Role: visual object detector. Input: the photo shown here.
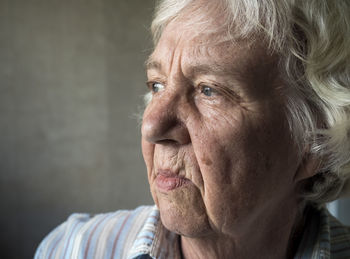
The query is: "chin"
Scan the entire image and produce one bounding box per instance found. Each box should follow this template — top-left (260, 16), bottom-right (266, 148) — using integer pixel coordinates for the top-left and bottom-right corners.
top-left (159, 206), bottom-right (211, 237)
top-left (153, 186), bottom-right (211, 237)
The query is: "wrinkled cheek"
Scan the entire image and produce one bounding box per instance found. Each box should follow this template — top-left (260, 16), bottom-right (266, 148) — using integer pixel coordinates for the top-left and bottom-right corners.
top-left (141, 138), bottom-right (159, 205)
top-left (141, 139), bottom-right (155, 180)
top-left (203, 188), bottom-right (243, 234)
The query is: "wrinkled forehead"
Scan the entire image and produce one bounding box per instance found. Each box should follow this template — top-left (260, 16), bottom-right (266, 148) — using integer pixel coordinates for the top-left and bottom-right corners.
top-left (149, 0), bottom-right (272, 67)
top-left (150, 13), bottom-right (238, 70)
top-left (153, 21), bottom-right (228, 61)
top-left (149, 14), bottom-right (275, 78)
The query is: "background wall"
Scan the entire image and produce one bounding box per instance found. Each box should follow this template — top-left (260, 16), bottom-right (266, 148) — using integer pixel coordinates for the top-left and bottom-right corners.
top-left (0, 1), bottom-right (349, 259)
top-left (0, 1), bottom-right (154, 258)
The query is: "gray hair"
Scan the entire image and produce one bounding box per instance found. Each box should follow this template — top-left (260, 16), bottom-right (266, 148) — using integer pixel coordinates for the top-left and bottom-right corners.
top-left (149, 0), bottom-right (350, 205)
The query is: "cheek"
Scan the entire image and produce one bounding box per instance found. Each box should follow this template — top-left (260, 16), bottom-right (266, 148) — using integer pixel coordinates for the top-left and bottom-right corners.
top-left (141, 138), bottom-right (155, 177)
top-left (141, 138), bottom-right (160, 206)
top-left (192, 111), bottom-right (248, 184)
top-left (189, 111), bottom-right (276, 226)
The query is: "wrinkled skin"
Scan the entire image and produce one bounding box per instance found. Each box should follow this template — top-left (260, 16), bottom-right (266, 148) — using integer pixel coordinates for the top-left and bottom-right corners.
top-left (141, 13), bottom-right (309, 259)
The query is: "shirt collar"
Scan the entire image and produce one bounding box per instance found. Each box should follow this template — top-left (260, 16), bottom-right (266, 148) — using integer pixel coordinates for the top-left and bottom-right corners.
top-left (128, 206), bottom-right (181, 259)
top-left (293, 206), bottom-right (330, 259)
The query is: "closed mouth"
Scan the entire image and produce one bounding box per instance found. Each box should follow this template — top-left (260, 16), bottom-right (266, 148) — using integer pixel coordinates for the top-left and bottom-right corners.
top-left (155, 169), bottom-right (191, 191)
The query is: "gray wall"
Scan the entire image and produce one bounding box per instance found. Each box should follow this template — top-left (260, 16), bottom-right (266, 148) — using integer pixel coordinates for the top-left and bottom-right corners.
top-left (0, 1), bottom-right (154, 258)
top-left (334, 199), bottom-right (350, 225)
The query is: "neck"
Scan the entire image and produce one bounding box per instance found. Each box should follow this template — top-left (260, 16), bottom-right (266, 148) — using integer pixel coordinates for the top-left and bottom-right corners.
top-left (180, 199), bottom-right (305, 259)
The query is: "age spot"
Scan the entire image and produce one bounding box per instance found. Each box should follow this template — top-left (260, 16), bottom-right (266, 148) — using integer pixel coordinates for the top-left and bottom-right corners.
top-left (202, 156), bottom-right (213, 166)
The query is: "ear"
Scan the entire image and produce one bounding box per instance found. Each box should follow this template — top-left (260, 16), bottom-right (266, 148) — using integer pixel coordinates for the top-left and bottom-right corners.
top-left (294, 154), bottom-right (321, 182)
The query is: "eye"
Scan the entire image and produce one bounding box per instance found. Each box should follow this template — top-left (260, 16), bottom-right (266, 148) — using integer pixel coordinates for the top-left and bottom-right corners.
top-left (201, 86), bottom-right (215, 97)
top-left (152, 82), bottom-right (164, 93)
top-left (147, 81), bottom-right (165, 93)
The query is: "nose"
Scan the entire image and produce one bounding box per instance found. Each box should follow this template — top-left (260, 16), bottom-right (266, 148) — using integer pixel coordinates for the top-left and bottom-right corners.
top-left (141, 94), bottom-right (191, 145)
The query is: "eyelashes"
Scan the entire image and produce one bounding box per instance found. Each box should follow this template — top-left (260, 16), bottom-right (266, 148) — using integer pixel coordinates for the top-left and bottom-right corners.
top-left (147, 81), bottom-right (165, 93)
top-left (200, 85), bottom-right (215, 97)
top-left (198, 83), bottom-right (242, 103)
top-left (146, 80), bottom-right (241, 103)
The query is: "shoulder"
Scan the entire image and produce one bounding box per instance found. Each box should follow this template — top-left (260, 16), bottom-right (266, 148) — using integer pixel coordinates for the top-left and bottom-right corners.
top-left (325, 210), bottom-right (350, 256)
top-left (320, 207), bottom-right (350, 258)
top-left (296, 206), bottom-right (350, 258)
top-left (35, 205), bottom-right (156, 259)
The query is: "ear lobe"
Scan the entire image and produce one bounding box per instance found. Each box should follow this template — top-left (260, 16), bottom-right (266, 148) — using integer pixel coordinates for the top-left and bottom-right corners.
top-left (294, 154), bottom-right (321, 182)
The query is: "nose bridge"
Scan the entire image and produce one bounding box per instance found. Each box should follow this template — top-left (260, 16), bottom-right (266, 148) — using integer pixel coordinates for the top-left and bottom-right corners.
top-left (142, 77), bottom-right (191, 145)
top-left (154, 88), bottom-right (181, 121)
top-left (167, 61), bottom-right (191, 113)
top-left (160, 71), bottom-right (193, 123)
top-left (152, 56), bottom-right (191, 118)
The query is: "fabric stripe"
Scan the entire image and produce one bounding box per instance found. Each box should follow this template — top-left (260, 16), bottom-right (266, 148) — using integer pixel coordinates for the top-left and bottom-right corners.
top-left (84, 213), bottom-right (112, 258)
top-left (118, 207), bottom-right (152, 258)
top-left (110, 213), bottom-right (131, 259)
top-left (94, 211), bottom-right (130, 258)
top-left (62, 214), bottom-right (90, 259)
top-left (70, 214), bottom-right (107, 258)
top-left (60, 220), bottom-right (79, 258)
top-left (39, 223), bottom-right (66, 258)
top-left (48, 232), bottom-right (64, 259)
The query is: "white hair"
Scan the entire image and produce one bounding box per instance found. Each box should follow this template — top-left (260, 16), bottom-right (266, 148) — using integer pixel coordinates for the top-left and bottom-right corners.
top-left (149, 0), bottom-right (350, 205)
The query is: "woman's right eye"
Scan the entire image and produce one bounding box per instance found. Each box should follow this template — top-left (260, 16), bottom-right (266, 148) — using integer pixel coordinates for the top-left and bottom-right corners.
top-left (147, 82), bottom-right (164, 93)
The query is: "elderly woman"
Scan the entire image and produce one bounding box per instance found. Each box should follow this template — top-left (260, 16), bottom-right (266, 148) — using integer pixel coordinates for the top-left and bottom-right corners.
top-left (36, 0), bottom-right (350, 258)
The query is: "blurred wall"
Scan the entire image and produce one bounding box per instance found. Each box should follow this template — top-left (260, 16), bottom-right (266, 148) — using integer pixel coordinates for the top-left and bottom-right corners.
top-left (0, 1), bottom-right (154, 258)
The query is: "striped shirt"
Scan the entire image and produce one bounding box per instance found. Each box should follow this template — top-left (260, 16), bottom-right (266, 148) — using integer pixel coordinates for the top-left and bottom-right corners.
top-left (35, 205), bottom-right (350, 259)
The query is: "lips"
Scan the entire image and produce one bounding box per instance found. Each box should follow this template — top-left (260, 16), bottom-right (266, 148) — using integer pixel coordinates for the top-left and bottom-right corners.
top-left (155, 170), bottom-right (190, 191)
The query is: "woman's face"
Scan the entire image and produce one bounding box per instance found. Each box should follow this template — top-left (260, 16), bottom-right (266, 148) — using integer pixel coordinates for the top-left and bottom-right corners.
top-left (141, 19), bottom-right (301, 238)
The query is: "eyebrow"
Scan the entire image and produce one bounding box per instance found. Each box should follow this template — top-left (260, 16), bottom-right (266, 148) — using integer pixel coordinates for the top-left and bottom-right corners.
top-left (146, 58), bottom-right (244, 80)
top-left (145, 58), bottom-right (162, 71)
top-left (190, 64), bottom-right (239, 77)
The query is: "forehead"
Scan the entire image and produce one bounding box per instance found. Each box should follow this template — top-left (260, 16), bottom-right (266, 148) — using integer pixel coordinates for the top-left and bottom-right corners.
top-left (148, 18), bottom-right (279, 89)
top-left (149, 0), bottom-right (268, 67)
top-left (149, 18), bottom-right (236, 65)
